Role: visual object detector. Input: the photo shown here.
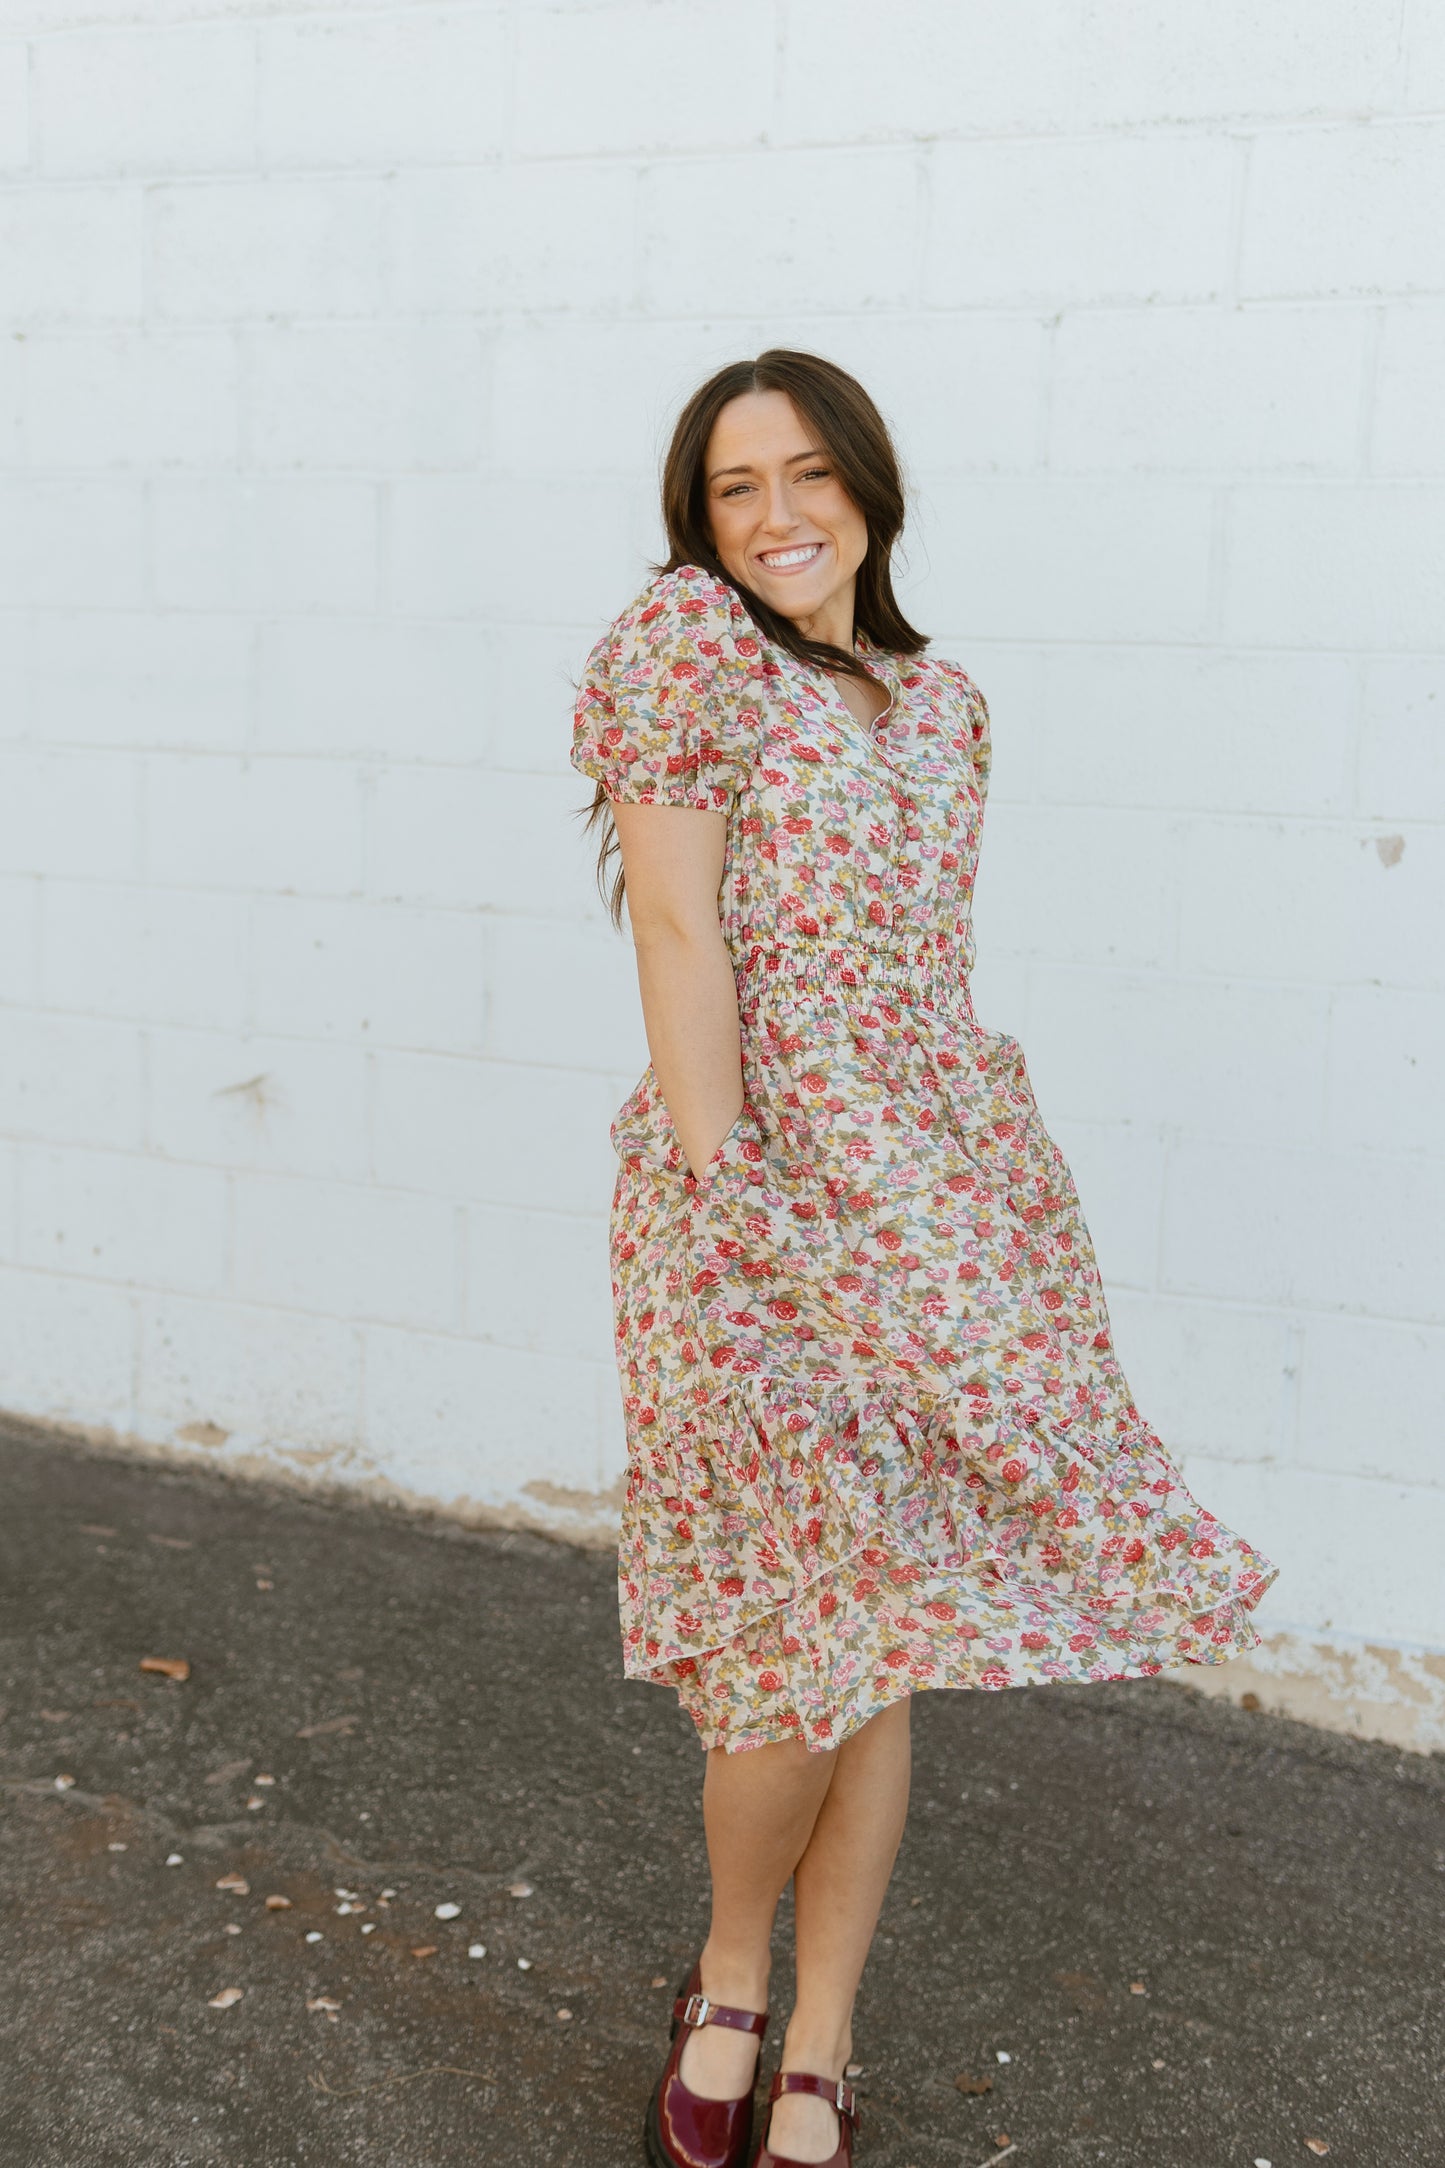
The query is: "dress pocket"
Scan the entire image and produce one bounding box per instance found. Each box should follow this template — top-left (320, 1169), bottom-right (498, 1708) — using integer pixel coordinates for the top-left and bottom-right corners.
top-left (609, 1067), bottom-right (684, 1176)
top-left (694, 1103), bottom-right (765, 1192)
top-left (610, 1068), bottom-right (765, 1189)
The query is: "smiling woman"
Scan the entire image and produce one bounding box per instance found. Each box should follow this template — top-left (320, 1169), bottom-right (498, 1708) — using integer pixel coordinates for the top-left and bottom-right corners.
top-left (570, 350), bottom-right (1278, 2168)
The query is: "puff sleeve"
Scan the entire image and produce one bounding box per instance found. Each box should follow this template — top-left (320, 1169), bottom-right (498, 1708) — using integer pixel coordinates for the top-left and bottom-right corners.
top-left (571, 564), bottom-right (767, 809)
top-left (937, 656), bottom-right (992, 801)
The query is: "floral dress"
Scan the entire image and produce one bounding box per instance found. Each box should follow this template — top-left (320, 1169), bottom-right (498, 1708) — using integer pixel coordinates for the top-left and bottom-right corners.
top-left (571, 563), bottom-right (1278, 1755)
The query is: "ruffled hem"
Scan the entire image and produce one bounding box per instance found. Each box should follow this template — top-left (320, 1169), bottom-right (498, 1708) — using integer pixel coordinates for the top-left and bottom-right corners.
top-left (658, 1532), bottom-right (1273, 1754)
top-left (618, 1372), bottom-right (1278, 1749)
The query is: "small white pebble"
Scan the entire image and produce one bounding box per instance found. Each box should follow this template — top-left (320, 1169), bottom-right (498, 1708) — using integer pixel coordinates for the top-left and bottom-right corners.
top-left (358, 1811), bottom-right (371, 1821)
top-left (434, 1902), bottom-right (461, 1920)
top-left (108, 1843), bottom-right (127, 1853)
top-left (517, 1957), bottom-right (532, 1971)
top-left (995, 2049), bottom-right (1011, 2064)
top-left (305, 1931), bottom-right (323, 1944)
top-left (360, 1923), bottom-right (376, 1936)
top-left (245, 1797), bottom-right (264, 1811)
top-left (380, 1889), bottom-right (397, 1900)
top-left (254, 1773), bottom-right (275, 1787)
top-left (335, 1903), bottom-right (354, 1915)
top-left (1254, 2159), bottom-right (1272, 2167)
top-left (468, 1944), bottom-right (486, 1959)
top-left (556, 2008), bottom-right (572, 2022)
top-left (1151, 2058), bottom-right (1165, 2070)
top-left (507, 1881), bottom-right (533, 1899)
top-left (333, 1889), bottom-right (358, 1901)
top-left (222, 1923), bottom-right (242, 1937)
top-left (165, 1853), bottom-right (183, 1867)
top-left (54, 1775), bottom-right (76, 1791)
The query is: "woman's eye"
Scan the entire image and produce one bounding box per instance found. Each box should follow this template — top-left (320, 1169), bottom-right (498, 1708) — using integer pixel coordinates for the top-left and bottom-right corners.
top-left (800, 467), bottom-right (830, 482)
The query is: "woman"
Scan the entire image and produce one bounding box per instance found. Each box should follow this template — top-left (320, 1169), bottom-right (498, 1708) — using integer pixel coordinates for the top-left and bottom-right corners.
top-left (571, 350), bottom-right (1277, 2168)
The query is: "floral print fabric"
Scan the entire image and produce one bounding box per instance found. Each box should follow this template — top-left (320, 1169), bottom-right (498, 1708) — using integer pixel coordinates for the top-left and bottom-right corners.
top-left (572, 564), bottom-right (1278, 1754)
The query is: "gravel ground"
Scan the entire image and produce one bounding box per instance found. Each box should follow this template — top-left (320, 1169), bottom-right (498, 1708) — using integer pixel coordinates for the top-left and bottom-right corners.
top-left (0, 1419), bottom-right (1440, 2168)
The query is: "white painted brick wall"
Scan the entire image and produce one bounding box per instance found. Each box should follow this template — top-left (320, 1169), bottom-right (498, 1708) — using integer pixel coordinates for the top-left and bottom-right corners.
top-left (1, 1), bottom-right (1442, 1707)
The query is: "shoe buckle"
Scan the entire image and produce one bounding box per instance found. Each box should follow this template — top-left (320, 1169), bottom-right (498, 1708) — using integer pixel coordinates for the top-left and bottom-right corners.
top-left (682, 1991), bottom-right (712, 2028)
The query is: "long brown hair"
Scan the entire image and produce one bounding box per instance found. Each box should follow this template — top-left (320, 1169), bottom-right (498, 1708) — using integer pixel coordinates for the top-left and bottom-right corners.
top-left (583, 349), bottom-right (928, 924)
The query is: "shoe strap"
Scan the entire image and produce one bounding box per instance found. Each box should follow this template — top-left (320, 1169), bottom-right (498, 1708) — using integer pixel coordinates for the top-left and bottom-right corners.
top-left (769, 2071), bottom-right (858, 2124)
top-left (675, 1988), bottom-right (768, 2038)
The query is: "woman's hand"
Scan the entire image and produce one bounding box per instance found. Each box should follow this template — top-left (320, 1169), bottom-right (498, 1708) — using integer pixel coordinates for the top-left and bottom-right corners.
top-left (610, 801), bottom-right (744, 1179)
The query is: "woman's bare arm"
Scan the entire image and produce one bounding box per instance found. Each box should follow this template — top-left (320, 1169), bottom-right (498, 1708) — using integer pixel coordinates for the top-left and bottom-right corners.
top-left (611, 801), bottom-right (743, 1179)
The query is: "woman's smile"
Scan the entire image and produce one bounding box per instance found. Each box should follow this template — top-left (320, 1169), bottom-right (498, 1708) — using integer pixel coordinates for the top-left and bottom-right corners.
top-left (755, 541), bottom-right (827, 574)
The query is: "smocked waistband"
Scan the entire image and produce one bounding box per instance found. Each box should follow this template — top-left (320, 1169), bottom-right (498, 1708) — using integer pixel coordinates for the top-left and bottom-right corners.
top-left (731, 935), bottom-right (974, 1006)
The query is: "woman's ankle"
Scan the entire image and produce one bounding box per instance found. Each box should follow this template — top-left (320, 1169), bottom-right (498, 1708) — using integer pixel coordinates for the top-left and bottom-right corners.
top-left (698, 1937), bottom-right (772, 2013)
top-left (778, 2019), bottom-right (852, 2081)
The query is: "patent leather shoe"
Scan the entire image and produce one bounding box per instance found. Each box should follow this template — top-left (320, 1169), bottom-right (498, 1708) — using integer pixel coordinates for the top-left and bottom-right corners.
top-left (750, 2071), bottom-right (859, 2168)
top-left (642, 1963), bottom-right (769, 2168)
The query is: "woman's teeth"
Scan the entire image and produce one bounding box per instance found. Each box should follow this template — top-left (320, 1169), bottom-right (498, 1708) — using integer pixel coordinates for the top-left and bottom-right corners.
top-left (759, 544), bottom-right (822, 569)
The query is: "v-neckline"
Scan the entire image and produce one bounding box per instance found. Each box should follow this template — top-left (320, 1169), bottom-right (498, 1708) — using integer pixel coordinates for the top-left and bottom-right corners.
top-left (815, 640), bottom-right (908, 771)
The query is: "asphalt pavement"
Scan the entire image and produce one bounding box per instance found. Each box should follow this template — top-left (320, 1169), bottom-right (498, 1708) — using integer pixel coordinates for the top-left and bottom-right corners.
top-left (0, 1418), bottom-right (1440, 2168)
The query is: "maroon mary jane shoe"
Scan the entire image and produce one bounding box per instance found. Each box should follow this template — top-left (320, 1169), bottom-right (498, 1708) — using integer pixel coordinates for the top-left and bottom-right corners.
top-left (750, 2072), bottom-right (860, 2168)
top-left (643, 1964), bottom-right (770, 2168)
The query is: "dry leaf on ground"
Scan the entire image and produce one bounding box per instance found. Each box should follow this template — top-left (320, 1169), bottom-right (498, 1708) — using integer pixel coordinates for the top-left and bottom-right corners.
top-left (207, 1988), bottom-right (243, 2009)
top-left (1305, 2145), bottom-right (1330, 2158)
top-left (148, 1534), bottom-right (193, 1550)
top-left (294, 1715), bottom-right (359, 1739)
top-left (954, 2073), bottom-right (993, 2096)
top-left (410, 1946), bottom-right (438, 1960)
top-left (139, 1657), bottom-right (190, 1682)
top-left (204, 1760), bottom-right (252, 1787)
top-left (214, 1874), bottom-right (249, 1894)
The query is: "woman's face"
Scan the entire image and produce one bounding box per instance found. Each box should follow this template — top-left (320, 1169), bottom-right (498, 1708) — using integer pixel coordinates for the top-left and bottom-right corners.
top-left (703, 389), bottom-right (868, 636)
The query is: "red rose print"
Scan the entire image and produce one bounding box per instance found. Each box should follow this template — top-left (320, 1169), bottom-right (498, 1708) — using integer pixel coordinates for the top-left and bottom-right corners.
top-left (574, 565), bottom-right (1276, 1754)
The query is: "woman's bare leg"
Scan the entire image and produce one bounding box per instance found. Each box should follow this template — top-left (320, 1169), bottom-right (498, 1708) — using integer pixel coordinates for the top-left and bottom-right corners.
top-left (678, 1736), bottom-right (837, 2103)
top-left (770, 1698), bottom-right (912, 2161)
top-left (678, 1698), bottom-right (912, 2162)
